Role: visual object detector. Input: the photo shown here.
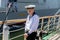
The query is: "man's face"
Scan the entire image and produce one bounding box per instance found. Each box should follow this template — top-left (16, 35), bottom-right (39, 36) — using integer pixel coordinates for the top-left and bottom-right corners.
top-left (27, 8), bottom-right (34, 15)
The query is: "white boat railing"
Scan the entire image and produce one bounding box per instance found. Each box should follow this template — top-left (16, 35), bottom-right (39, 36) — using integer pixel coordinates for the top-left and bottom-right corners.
top-left (10, 15), bottom-right (60, 40)
top-left (0, 15), bottom-right (60, 40)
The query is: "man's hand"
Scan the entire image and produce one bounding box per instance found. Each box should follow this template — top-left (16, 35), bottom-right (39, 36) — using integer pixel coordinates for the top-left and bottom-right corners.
top-left (24, 33), bottom-right (28, 38)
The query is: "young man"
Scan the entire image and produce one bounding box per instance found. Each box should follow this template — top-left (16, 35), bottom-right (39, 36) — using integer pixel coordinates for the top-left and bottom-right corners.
top-left (24, 5), bottom-right (39, 40)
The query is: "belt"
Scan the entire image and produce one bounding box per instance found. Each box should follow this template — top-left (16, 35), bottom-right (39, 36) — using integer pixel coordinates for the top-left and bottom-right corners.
top-left (25, 30), bottom-right (37, 33)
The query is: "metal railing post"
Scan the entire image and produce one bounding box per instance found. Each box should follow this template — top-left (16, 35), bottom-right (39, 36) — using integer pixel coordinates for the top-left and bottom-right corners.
top-left (57, 16), bottom-right (60, 30)
top-left (53, 16), bottom-right (56, 30)
top-left (41, 18), bottom-right (44, 31)
top-left (48, 17), bottom-right (50, 32)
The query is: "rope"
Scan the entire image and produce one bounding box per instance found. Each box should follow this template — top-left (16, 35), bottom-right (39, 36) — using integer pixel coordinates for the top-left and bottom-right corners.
top-left (10, 34), bottom-right (23, 40)
top-left (0, 27), bottom-right (24, 35)
top-left (10, 27), bottom-right (24, 32)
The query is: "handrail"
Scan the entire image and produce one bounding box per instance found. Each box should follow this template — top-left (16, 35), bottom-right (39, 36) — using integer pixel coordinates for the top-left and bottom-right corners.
top-left (0, 19), bottom-right (26, 25)
top-left (39, 15), bottom-right (60, 19)
top-left (0, 15), bottom-right (60, 25)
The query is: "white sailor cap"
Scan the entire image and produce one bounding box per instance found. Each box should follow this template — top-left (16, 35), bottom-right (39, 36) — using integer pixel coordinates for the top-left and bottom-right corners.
top-left (25, 5), bottom-right (36, 9)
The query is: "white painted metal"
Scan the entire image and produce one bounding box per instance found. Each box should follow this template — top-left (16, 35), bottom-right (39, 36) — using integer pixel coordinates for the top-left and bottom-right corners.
top-left (3, 24), bottom-right (9, 40)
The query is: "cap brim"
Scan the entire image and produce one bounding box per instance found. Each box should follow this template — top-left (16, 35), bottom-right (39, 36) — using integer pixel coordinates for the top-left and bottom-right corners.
top-left (25, 5), bottom-right (35, 8)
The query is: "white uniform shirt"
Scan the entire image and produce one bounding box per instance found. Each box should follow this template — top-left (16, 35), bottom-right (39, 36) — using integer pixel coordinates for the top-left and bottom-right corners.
top-left (25, 14), bottom-right (39, 34)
